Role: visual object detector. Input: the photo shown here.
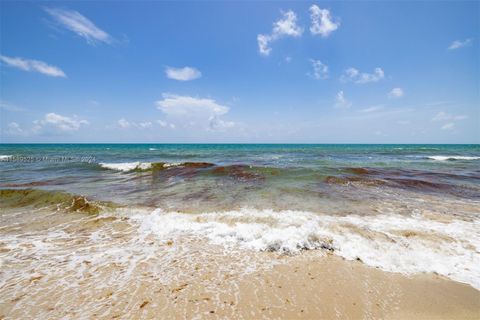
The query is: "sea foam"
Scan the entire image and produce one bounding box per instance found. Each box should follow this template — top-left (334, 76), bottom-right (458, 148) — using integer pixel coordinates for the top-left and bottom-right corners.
top-left (427, 155), bottom-right (480, 161)
top-left (130, 208), bottom-right (480, 289)
top-left (99, 162), bottom-right (152, 172)
top-left (99, 161), bottom-right (186, 172)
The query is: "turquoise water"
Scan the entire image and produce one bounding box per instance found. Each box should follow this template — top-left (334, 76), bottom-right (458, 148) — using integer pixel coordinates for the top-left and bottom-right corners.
top-left (1, 144), bottom-right (479, 211)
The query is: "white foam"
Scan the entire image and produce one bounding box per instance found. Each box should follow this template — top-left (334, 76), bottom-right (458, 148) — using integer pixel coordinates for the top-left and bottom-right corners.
top-left (0, 155), bottom-right (12, 160)
top-left (427, 155), bottom-right (480, 161)
top-left (130, 208), bottom-right (480, 290)
top-left (99, 162), bottom-right (152, 172)
top-left (162, 162), bottom-right (183, 168)
top-left (149, 148), bottom-right (157, 151)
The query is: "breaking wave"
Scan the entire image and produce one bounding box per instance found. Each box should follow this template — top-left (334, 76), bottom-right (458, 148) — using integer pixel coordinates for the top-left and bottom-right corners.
top-left (427, 156), bottom-right (480, 161)
top-left (130, 207), bottom-right (480, 290)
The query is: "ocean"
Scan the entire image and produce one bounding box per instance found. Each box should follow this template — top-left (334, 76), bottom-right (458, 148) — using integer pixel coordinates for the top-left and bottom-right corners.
top-left (1, 144), bottom-right (479, 317)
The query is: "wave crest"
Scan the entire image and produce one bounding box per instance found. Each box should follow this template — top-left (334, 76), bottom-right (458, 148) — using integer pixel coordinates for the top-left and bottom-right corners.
top-left (130, 207), bottom-right (480, 289)
top-left (427, 156), bottom-right (480, 161)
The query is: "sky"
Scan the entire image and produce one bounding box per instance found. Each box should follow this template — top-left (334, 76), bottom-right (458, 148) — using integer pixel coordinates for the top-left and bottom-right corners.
top-left (0, 1), bottom-right (478, 143)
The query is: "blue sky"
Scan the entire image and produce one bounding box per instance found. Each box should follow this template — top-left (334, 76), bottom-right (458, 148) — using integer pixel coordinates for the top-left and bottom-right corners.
top-left (0, 1), bottom-right (478, 143)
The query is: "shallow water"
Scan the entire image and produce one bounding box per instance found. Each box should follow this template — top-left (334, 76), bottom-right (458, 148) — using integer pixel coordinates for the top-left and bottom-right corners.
top-left (1, 144), bottom-right (479, 314)
top-left (1, 144), bottom-right (479, 209)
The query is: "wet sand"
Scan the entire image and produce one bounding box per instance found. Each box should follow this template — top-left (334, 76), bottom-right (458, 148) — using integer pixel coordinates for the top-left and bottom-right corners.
top-left (230, 253), bottom-right (480, 320)
top-left (133, 253), bottom-right (480, 320)
top-left (2, 247), bottom-right (478, 319)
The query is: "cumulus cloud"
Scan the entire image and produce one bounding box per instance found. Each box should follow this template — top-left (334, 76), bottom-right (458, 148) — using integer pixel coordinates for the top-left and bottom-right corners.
top-left (0, 55), bottom-right (66, 77)
top-left (5, 122), bottom-right (25, 136)
top-left (208, 116), bottom-right (235, 131)
top-left (157, 120), bottom-right (176, 129)
top-left (448, 38), bottom-right (472, 50)
top-left (335, 91), bottom-right (351, 109)
top-left (165, 66), bottom-right (202, 81)
top-left (309, 5), bottom-right (340, 37)
top-left (117, 118), bottom-right (131, 128)
top-left (388, 87), bottom-right (404, 98)
top-left (257, 10), bottom-right (303, 56)
top-left (341, 67), bottom-right (384, 84)
top-left (44, 7), bottom-right (112, 44)
top-left (308, 59), bottom-right (328, 79)
top-left (33, 113), bottom-right (88, 133)
top-left (156, 94), bottom-right (235, 131)
top-left (156, 94), bottom-right (229, 116)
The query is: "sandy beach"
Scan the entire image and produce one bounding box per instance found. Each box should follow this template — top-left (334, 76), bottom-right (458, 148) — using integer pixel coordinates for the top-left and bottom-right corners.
top-left (2, 0), bottom-right (479, 318)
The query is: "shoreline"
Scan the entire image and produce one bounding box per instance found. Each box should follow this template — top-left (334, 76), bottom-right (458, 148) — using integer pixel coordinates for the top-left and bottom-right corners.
top-left (1, 182), bottom-right (479, 319)
top-left (115, 252), bottom-right (480, 319)
top-left (135, 252), bottom-right (480, 320)
top-left (2, 245), bottom-right (478, 319)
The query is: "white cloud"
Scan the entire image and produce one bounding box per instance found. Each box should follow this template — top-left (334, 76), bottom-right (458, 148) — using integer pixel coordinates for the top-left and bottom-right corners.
top-left (257, 34), bottom-right (272, 56)
top-left (157, 120), bottom-right (176, 129)
top-left (341, 67), bottom-right (359, 80)
top-left (441, 122), bottom-right (455, 130)
top-left (208, 116), bottom-right (235, 131)
top-left (335, 91), bottom-right (351, 109)
top-left (116, 119), bottom-right (155, 129)
top-left (309, 5), bottom-right (340, 37)
top-left (0, 55), bottom-right (66, 77)
top-left (308, 59), bottom-right (328, 79)
top-left (156, 94), bottom-right (229, 117)
top-left (273, 10), bottom-right (304, 37)
top-left (34, 113), bottom-right (88, 132)
top-left (44, 7), bottom-right (112, 45)
top-left (355, 68), bottom-right (385, 83)
top-left (432, 111), bottom-right (467, 130)
top-left (285, 56), bottom-right (292, 63)
top-left (341, 67), bottom-right (384, 84)
top-left (5, 122), bottom-right (25, 136)
top-left (138, 121), bottom-right (152, 128)
top-left (118, 118), bottom-right (131, 128)
top-left (165, 66), bottom-right (202, 81)
top-left (156, 94), bottom-right (236, 132)
top-left (432, 111), bottom-right (467, 122)
top-left (360, 105), bottom-right (384, 113)
top-left (448, 38), bottom-right (472, 50)
top-left (388, 87), bottom-right (404, 98)
top-left (257, 10), bottom-right (303, 56)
